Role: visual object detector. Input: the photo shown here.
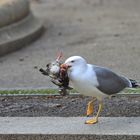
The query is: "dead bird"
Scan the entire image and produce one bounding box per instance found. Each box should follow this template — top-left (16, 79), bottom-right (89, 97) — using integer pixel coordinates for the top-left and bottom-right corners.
top-left (39, 52), bottom-right (72, 95)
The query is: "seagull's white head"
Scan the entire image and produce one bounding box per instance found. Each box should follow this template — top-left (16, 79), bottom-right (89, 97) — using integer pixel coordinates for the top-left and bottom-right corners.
top-left (61, 56), bottom-right (87, 74)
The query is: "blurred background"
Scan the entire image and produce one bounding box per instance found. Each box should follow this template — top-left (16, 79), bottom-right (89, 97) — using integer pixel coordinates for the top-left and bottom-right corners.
top-left (0, 0), bottom-right (139, 89)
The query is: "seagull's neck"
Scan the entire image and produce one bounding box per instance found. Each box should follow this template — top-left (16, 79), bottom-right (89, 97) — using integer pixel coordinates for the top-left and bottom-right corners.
top-left (68, 64), bottom-right (88, 81)
top-left (68, 64), bottom-right (100, 96)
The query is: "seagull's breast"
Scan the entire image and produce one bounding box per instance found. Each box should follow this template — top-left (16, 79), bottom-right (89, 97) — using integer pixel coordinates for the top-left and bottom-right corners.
top-left (69, 64), bottom-right (107, 99)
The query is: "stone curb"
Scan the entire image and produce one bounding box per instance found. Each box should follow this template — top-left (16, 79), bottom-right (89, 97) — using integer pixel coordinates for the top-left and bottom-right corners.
top-left (0, 117), bottom-right (139, 140)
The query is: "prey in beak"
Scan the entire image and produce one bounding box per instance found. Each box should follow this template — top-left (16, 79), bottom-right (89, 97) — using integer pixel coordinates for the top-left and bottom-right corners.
top-left (40, 51), bottom-right (72, 96)
top-left (60, 63), bottom-right (71, 70)
top-left (60, 63), bottom-right (71, 77)
top-left (60, 63), bottom-right (69, 79)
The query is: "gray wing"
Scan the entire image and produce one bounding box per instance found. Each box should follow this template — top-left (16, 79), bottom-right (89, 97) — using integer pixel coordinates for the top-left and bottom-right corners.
top-left (93, 65), bottom-right (131, 95)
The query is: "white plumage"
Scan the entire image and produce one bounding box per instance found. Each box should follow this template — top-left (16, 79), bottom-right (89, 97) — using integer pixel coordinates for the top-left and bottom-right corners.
top-left (61, 56), bottom-right (133, 124)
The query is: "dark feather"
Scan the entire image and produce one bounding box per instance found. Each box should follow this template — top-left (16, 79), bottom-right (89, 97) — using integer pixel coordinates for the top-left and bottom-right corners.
top-left (93, 66), bottom-right (131, 95)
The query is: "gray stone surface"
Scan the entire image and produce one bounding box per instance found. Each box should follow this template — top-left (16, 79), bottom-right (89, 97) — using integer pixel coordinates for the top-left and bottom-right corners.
top-left (0, 0), bottom-right (44, 56)
top-left (0, 117), bottom-right (139, 140)
top-left (0, 13), bottom-right (43, 56)
top-left (0, 0), bottom-right (140, 88)
top-left (0, 0), bottom-right (29, 27)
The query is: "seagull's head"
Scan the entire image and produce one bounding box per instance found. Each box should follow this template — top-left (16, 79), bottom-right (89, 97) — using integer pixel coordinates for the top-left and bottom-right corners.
top-left (61, 56), bottom-right (87, 73)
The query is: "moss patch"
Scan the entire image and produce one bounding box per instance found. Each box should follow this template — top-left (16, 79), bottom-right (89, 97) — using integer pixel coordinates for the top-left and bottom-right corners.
top-left (0, 88), bottom-right (139, 95)
top-left (0, 89), bottom-right (58, 95)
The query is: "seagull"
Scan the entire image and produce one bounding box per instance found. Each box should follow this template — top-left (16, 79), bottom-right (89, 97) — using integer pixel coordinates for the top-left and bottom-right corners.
top-left (61, 56), bottom-right (139, 124)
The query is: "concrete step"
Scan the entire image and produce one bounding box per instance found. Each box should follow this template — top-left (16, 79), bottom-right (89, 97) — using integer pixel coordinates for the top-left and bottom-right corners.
top-left (0, 13), bottom-right (43, 56)
top-left (0, 0), bottom-right (29, 28)
top-left (0, 117), bottom-right (139, 140)
top-left (0, 0), bottom-right (44, 56)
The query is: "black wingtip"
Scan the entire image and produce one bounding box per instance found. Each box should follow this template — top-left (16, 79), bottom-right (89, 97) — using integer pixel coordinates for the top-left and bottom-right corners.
top-left (129, 79), bottom-right (140, 88)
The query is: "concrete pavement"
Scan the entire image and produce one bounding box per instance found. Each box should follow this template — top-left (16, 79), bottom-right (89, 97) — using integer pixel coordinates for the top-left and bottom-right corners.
top-left (0, 117), bottom-right (139, 140)
top-left (0, 0), bottom-right (140, 88)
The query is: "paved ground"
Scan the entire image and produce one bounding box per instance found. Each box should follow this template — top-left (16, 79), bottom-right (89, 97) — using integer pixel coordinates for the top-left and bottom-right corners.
top-left (0, 118), bottom-right (139, 140)
top-left (0, 116), bottom-right (140, 140)
top-left (0, 117), bottom-right (139, 135)
top-left (0, 0), bottom-right (140, 89)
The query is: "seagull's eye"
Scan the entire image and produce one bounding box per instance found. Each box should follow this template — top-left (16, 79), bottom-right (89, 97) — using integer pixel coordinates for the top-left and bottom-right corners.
top-left (71, 60), bottom-right (75, 63)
